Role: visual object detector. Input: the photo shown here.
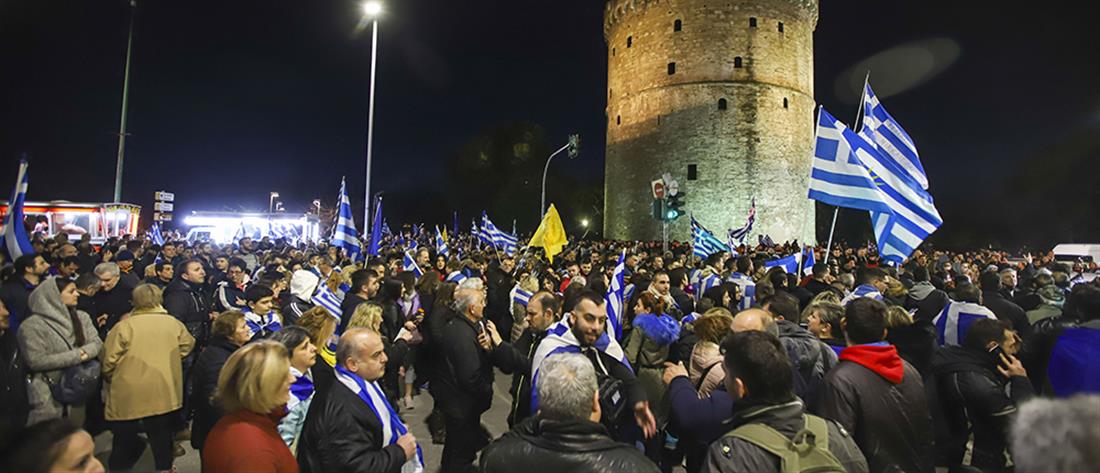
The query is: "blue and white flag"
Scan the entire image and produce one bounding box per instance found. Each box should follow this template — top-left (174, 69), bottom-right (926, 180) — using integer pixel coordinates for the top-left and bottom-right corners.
top-left (287, 367), bottom-right (314, 414)
top-left (764, 252), bottom-right (802, 274)
top-left (808, 108), bottom-right (896, 214)
top-left (529, 317), bottom-right (629, 413)
top-left (435, 226), bottom-right (449, 258)
top-left (445, 271), bottom-right (467, 284)
top-left (691, 217), bottom-right (726, 259)
top-left (858, 82), bottom-right (941, 265)
top-left (381, 219), bottom-right (393, 237)
top-left (726, 272), bottom-right (756, 311)
top-left (335, 365), bottom-right (425, 473)
top-left (606, 250), bottom-right (627, 342)
top-left (840, 284), bottom-right (885, 306)
top-left (802, 248), bottom-right (816, 276)
top-left (480, 213), bottom-right (518, 256)
top-left (510, 284), bottom-right (533, 307)
top-left (149, 222), bottom-right (166, 246)
top-left (312, 283), bottom-right (345, 321)
top-left (332, 178), bottom-right (361, 261)
top-left (403, 250), bottom-right (424, 279)
top-left (932, 300), bottom-right (996, 347)
top-left (242, 309), bottom-right (283, 338)
top-left (1, 159), bottom-right (33, 261)
top-left (367, 196), bottom-right (384, 257)
top-left (728, 198), bottom-right (756, 245)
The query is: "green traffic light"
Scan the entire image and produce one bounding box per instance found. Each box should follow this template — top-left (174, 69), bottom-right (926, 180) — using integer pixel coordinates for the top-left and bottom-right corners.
top-left (666, 209), bottom-right (678, 219)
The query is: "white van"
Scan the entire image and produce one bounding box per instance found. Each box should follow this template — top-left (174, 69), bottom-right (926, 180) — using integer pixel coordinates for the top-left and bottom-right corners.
top-left (1052, 244), bottom-right (1100, 265)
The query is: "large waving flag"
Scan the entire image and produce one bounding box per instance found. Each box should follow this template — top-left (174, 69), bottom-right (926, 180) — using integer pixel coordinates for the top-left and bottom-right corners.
top-left (932, 300), bottom-right (996, 347)
top-left (528, 204), bottom-right (568, 264)
top-left (728, 198), bottom-right (756, 244)
top-left (2, 159), bottom-right (34, 261)
top-left (332, 178), bottom-right (361, 261)
top-left (149, 222), bottom-right (166, 246)
top-left (366, 195), bottom-right (383, 257)
top-left (691, 217), bottom-right (726, 259)
top-left (435, 226), bottom-right (449, 258)
top-left (808, 108), bottom-right (895, 214)
top-left (481, 212), bottom-right (518, 256)
top-left (859, 82), bottom-right (941, 265)
top-left (764, 252), bottom-right (802, 274)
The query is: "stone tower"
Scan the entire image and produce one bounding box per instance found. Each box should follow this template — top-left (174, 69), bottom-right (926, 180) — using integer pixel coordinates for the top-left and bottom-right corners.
top-left (603, 0), bottom-right (818, 243)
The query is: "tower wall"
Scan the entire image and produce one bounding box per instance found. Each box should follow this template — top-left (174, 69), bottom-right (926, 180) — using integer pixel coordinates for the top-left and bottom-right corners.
top-left (603, 0), bottom-right (819, 243)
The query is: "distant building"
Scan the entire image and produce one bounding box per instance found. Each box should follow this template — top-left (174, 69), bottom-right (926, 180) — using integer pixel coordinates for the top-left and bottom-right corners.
top-left (603, 0), bottom-right (818, 242)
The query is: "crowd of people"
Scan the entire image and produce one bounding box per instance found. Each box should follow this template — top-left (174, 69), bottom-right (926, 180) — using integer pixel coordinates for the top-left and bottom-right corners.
top-left (0, 229), bottom-right (1098, 473)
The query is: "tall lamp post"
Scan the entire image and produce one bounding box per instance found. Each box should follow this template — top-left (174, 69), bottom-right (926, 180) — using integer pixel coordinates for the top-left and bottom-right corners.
top-left (269, 192), bottom-right (279, 213)
top-left (361, 1), bottom-right (383, 232)
top-left (113, 0), bottom-right (137, 203)
top-left (540, 134), bottom-right (580, 220)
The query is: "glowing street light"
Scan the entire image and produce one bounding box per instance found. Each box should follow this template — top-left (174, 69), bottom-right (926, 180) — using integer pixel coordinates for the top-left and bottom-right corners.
top-left (269, 192), bottom-right (279, 213)
top-left (361, 1), bottom-right (382, 17)
top-left (361, 1), bottom-right (384, 231)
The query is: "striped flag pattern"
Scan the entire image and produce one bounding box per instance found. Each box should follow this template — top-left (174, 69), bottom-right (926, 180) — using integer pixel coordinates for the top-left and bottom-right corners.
top-left (605, 250), bottom-right (627, 342)
top-left (1, 159), bottom-right (33, 261)
top-left (728, 198), bottom-right (756, 244)
top-left (332, 178), bottom-right (361, 260)
top-left (691, 217), bottom-right (726, 259)
top-left (481, 213), bottom-right (518, 256)
top-left (435, 226), bottom-right (449, 258)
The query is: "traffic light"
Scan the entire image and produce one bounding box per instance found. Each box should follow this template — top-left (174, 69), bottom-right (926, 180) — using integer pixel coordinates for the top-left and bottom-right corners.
top-left (665, 192), bottom-right (686, 221)
top-left (652, 198), bottom-right (663, 220)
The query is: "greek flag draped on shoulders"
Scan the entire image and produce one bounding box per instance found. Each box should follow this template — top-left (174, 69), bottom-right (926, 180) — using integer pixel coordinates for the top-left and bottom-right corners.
top-left (510, 284), bottom-right (533, 307)
top-left (242, 309), bottom-right (283, 338)
top-left (840, 284), bottom-right (884, 306)
top-left (726, 272), bottom-right (756, 311)
top-left (932, 300), bottom-right (996, 347)
top-left (528, 316), bottom-right (629, 413)
top-left (445, 271), bottom-right (467, 284)
top-left (334, 365), bottom-right (424, 473)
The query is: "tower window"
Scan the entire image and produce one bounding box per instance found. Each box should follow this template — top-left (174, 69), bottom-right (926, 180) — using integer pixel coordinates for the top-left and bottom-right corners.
top-left (609, 89), bottom-right (613, 99)
top-left (718, 98), bottom-right (728, 110)
top-left (688, 164), bottom-right (698, 181)
top-left (778, 21), bottom-right (784, 32)
top-left (783, 97), bottom-right (789, 109)
top-left (749, 17), bottom-right (757, 28)
top-left (667, 62), bottom-right (676, 75)
top-left (627, 36), bottom-right (632, 48)
top-left (674, 19), bottom-right (682, 32)
top-left (612, 47), bottom-right (616, 56)
top-left (734, 56), bottom-right (743, 68)
top-left (616, 115), bottom-right (621, 125)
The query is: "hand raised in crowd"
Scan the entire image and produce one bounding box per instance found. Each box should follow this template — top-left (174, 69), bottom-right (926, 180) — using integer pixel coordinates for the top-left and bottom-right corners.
top-left (634, 401), bottom-right (657, 439)
top-left (662, 361), bottom-right (689, 385)
top-left (396, 432), bottom-right (418, 460)
top-left (998, 352), bottom-right (1027, 378)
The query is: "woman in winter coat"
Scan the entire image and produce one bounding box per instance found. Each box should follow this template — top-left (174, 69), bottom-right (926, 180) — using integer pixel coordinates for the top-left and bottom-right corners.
top-left (270, 326), bottom-right (317, 453)
top-left (190, 310), bottom-right (252, 452)
top-left (687, 309), bottom-right (733, 398)
top-left (101, 284), bottom-right (195, 472)
top-left (622, 292), bottom-right (680, 465)
top-left (17, 277), bottom-right (102, 425)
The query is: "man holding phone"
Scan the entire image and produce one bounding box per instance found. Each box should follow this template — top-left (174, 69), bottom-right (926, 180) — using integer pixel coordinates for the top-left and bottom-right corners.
top-left (931, 318), bottom-right (1034, 472)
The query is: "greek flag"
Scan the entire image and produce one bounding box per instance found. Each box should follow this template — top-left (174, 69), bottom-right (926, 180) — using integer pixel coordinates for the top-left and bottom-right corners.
top-left (149, 222), bottom-right (166, 246)
top-left (932, 300), bottom-right (996, 347)
top-left (334, 365), bottom-right (425, 473)
top-left (381, 219), bottom-right (392, 237)
top-left (728, 198), bottom-right (756, 244)
top-left (403, 250), bottom-right (424, 279)
top-left (808, 108), bottom-right (896, 214)
top-left (859, 82), bottom-right (942, 265)
top-left (764, 252), bottom-right (801, 274)
top-left (840, 284), bottom-right (884, 306)
top-left (802, 248), bottom-right (816, 276)
top-left (606, 250), bottom-right (627, 341)
top-left (242, 309), bottom-right (283, 338)
top-left (691, 217), bottom-right (726, 259)
top-left (445, 271), bottom-right (467, 284)
top-left (726, 272), bottom-right (756, 311)
top-left (435, 226), bottom-right (449, 258)
top-left (367, 196), bottom-right (384, 257)
top-left (332, 178), bottom-right (361, 260)
top-left (312, 283), bottom-right (345, 321)
top-left (481, 213), bottom-right (518, 256)
top-left (529, 316), bottom-right (629, 413)
top-left (1, 159), bottom-right (33, 261)
top-left (758, 234), bottom-right (776, 248)
top-left (510, 284), bottom-right (533, 307)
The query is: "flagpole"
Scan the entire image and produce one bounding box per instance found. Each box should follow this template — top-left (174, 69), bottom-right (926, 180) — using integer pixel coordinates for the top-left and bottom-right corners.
top-left (363, 17), bottom-right (380, 232)
top-left (113, 0), bottom-right (137, 203)
top-left (816, 103), bottom-right (838, 266)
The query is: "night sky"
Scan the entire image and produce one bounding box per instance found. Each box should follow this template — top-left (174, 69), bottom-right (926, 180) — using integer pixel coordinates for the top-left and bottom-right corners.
top-left (2, 1), bottom-right (1098, 248)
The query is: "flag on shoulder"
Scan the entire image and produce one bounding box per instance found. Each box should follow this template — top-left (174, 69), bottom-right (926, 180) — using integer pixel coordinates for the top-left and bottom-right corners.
top-left (1, 159), bottom-right (34, 261)
top-left (932, 300), bottom-right (996, 347)
top-left (691, 217), bottom-right (726, 259)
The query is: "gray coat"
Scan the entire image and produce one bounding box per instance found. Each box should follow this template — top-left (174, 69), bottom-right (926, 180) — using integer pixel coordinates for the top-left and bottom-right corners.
top-left (17, 277), bottom-right (102, 425)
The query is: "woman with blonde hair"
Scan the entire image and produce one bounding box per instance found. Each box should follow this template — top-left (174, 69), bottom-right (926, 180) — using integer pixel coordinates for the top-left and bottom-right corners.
top-left (202, 341), bottom-right (298, 472)
top-left (101, 283), bottom-right (195, 472)
top-left (347, 301), bottom-right (384, 333)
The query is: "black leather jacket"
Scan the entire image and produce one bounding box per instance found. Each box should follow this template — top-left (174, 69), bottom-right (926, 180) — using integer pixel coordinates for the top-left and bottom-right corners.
top-left (478, 416), bottom-right (659, 473)
top-left (298, 379), bottom-right (407, 473)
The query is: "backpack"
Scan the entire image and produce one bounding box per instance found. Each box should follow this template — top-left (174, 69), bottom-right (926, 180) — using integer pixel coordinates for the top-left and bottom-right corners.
top-left (723, 414), bottom-right (845, 473)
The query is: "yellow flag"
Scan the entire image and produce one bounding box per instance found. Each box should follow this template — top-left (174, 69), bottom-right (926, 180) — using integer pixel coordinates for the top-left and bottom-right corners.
top-left (529, 204), bottom-right (568, 264)
top-left (441, 227), bottom-right (449, 242)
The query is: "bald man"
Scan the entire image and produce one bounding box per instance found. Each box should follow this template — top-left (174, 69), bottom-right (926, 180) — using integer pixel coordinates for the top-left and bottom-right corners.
top-left (731, 308), bottom-right (778, 336)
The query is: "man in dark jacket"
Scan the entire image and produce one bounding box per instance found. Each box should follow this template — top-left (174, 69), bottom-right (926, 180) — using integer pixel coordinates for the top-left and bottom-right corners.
top-left (0, 299), bottom-right (28, 447)
top-left (480, 290), bottom-right (560, 427)
top-left (805, 263), bottom-right (834, 297)
top-left (92, 262), bottom-right (136, 339)
top-left (143, 261), bottom-right (174, 289)
top-left (479, 353), bottom-right (659, 473)
top-left (703, 331), bottom-right (868, 473)
top-left (299, 328), bottom-right (418, 473)
top-left (979, 271), bottom-right (1031, 339)
top-left (436, 287), bottom-right (496, 472)
top-left (0, 254), bottom-right (48, 333)
top-left (338, 269), bottom-right (381, 335)
top-left (663, 362), bottom-right (734, 473)
top-left (932, 318), bottom-right (1033, 472)
top-left (164, 259), bottom-right (214, 347)
top-left (905, 266), bottom-right (949, 328)
top-left (820, 298), bottom-right (934, 473)
top-left (484, 256), bottom-right (516, 341)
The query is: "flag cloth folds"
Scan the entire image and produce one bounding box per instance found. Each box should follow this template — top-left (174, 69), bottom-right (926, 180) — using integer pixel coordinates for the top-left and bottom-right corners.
top-left (932, 301), bottom-right (996, 347)
top-left (605, 250), bottom-right (626, 342)
top-left (528, 204), bottom-right (568, 264)
top-left (1, 159), bottom-right (34, 261)
top-left (691, 217), bottom-right (726, 259)
top-left (149, 222), bottom-right (166, 246)
top-left (859, 82), bottom-right (941, 265)
top-left (435, 226), bottom-right (449, 258)
top-left (528, 317), bottom-right (629, 414)
top-left (334, 365), bottom-right (425, 473)
top-left (367, 196), bottom-right (384, 257)
top-left (764, 253), bottom-right (802, 274)
top-left (332, 178), bottom-right (361, 261)
top-left (481, 212), bottom-right (518, 256)
top-left (403, 250), bottom-right (424, 279)
top-left (802, 247), bottom-right (816, 276)
top-left (808, 108), bottom-right (895, 214)
top-left (728, 198), bottom-right (756, 244)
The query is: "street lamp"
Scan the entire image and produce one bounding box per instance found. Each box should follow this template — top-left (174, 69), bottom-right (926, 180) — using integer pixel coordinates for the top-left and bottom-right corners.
top-left (361, 1), bottom-right (383, 232)
top-left (269, 192), bottom-right (279, 213)
top-left (540, 134), bottom-right (580, 220)
top-left (112, 0), bottom-right (138, 203)
top-left (580, 218), bottom-right (591, 240)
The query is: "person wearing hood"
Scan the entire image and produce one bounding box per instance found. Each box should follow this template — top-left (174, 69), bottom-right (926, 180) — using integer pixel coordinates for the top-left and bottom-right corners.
top-left (702, 330), bottom-right (868, 473)
top-left (904, 266), bottom-right (949, 328)
top-left (17, 276), bottom-right (102, 425)
top-left (1025, 284), bottom-right (1063, 325)
top-left (761, 292), bottom-right (838, 414)
top-left (820, 298), bottom-right (934, 473)
top-left (931, 318), bottom-right (1033, 472)
top-left (283, 269), bottom-right (319, 325)
top-left (101, 284), bottom-right (195, 472)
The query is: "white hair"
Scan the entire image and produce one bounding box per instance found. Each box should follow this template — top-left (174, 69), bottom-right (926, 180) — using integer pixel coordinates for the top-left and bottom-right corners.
top-left (94, 262), bottom-right (120, 278)
top-left (537, 353), bottom-right (596, 421)
top-left (1012, 395), bottom-right (1100, 472)
top-left (454, 288), bottom-right (484, 315)
top-left (457, 277), bottom-right (483, 291)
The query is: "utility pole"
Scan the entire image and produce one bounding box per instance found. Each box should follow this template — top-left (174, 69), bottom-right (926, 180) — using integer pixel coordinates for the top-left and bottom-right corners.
top-left (112, 0), bottom-right (137, 203)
